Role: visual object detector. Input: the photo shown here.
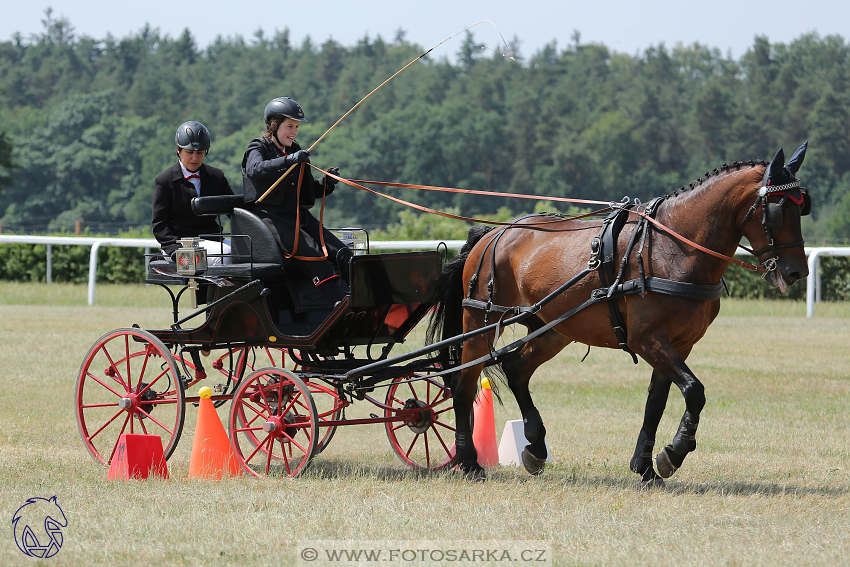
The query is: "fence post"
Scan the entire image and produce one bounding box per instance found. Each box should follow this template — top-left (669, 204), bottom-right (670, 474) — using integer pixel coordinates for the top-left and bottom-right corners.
top-left (88, 240), bottom-right (107, 306)
top-left (806, 250), bottom-right (822, 318)
top-left (46, 244), bottom-right (52, 284)
top-left (815, 255), bottom-right (822, 303)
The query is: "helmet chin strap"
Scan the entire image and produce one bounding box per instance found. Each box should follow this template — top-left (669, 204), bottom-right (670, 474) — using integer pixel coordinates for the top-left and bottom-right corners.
top-left (272, 124), bottom-right (291, 152)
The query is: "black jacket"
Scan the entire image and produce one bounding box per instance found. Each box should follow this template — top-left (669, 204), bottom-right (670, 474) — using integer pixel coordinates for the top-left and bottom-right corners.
top-left (242, 137), bottom-right (332, 211)
top-left (152, 162), bottom-right (233, 255)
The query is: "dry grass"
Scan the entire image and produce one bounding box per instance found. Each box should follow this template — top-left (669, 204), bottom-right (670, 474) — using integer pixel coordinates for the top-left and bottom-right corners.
top-left (0, 285), bottom-right (848, 566)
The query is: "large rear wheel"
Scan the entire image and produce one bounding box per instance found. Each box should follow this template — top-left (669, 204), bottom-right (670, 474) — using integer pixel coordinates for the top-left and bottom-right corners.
top-left (384, 374), bottom-right (455, 470)
top-left (75, 328), bottom-right (185, 465)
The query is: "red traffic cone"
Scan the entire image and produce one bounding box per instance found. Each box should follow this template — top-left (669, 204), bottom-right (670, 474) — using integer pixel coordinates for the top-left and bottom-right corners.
top-left (107, 434), bottom-right (169, 480)
top-left (472, 377), bottom-right (499, 468)
top-left (188, 388), bottom-right (242, 479)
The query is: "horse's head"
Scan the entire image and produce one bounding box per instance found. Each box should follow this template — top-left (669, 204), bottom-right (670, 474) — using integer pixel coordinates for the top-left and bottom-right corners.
top-left (737, 142), bottom-right (811, 291)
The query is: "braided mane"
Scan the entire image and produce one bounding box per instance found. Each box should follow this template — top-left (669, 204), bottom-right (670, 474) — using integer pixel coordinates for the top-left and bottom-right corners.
top-left (662, 159), bottom-right (768, 200)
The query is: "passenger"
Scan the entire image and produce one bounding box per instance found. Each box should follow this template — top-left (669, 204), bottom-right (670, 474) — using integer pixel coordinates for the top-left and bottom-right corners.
top-left (152, 121), bottom-right (233, 265)
top-left (242, 97), bottom-right (352, 302)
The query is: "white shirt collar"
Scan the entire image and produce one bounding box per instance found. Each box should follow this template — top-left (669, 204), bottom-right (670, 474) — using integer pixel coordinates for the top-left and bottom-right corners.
top-left (179, 161), bottom-right (202, 196)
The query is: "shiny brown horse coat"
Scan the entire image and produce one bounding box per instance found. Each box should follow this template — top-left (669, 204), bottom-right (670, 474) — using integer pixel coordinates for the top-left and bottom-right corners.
top-left (430, 159), bottom-right (809, 482)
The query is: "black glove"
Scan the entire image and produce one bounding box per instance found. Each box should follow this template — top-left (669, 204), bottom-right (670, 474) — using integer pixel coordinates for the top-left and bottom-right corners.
top-left (318, 167), bottom-right (340, 196)
top-left (283, 149), bottom-right (310, 168)
top-left (325, 167), bottom-right (340, 187)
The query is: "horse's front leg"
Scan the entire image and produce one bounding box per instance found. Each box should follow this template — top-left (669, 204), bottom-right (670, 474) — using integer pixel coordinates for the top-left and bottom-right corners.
top-left (630, 370), bottom-right (672, 484)
top-left (634, 343), bottom-right (704, 479)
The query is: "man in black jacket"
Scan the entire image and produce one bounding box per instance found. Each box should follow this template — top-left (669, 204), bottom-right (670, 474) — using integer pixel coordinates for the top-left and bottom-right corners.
top-left (152, 121), bottom-right (233, 263)
top-left (242, 97), bottom-right (351, 300)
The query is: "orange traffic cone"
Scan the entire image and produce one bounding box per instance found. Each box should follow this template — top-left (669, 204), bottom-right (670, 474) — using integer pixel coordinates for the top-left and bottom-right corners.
top-left (472, 377), bottom-right (499, 467)
top-left (188, 388), bottom-right (242, 479)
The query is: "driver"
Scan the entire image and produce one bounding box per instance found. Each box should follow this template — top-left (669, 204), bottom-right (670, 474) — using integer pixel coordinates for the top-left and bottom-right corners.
top-left (242, 97), bottom-right (352, 302)
top-left (152, 121), bottom-right (233, 264)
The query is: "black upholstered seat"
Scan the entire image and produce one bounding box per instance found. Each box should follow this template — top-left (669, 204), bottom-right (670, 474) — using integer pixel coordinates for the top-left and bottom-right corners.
top-left (145, 205), bottom-right (288, 285)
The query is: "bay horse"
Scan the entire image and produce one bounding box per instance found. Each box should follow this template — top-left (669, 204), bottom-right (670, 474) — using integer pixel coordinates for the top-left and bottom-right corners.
top-left (428, 143), bottom-right (811, 482)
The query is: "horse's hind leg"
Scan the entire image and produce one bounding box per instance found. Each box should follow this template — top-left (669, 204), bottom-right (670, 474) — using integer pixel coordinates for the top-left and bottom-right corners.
top-left (451, 335), bottom-right (489, 480)
top-left (630, 370), bottom-right (672, 484)
top-left (499, 330), bottom-right (571, 475)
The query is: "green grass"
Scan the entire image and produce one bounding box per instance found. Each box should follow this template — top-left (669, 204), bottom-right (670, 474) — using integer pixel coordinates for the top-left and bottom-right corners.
top-left (0, 285), bottom-right (848, 566)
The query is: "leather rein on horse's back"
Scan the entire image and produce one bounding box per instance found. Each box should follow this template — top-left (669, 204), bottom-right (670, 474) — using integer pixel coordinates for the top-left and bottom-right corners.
top-left (315, 166), bottom-right (773, 274)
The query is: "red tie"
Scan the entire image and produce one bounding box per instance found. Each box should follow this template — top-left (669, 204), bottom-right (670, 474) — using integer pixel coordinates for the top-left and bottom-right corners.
top-left (186, 174), bottom-right (200, 180)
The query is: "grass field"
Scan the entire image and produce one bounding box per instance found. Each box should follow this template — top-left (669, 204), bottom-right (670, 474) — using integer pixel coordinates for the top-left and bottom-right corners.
top-left (1, 283), bottom-right (848, 566)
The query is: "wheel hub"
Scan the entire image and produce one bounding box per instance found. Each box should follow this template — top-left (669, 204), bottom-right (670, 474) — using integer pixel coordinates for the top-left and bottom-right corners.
top-left (136, 383), bottom-right (157, 415)
top-left (263, 417), bottom-right (282, 435)
top-left (403, 399), bottom-right (433, 434)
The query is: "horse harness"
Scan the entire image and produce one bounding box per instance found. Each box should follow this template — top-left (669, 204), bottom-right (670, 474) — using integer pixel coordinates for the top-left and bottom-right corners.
top-left (737, 174), bottom-right (810, 276)
top-left (461, 200), bottom-right (725, 365)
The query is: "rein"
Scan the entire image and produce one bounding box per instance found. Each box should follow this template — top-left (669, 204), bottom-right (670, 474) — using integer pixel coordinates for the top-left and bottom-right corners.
top-left (316, 166), bottom-right (771, 273)
top-left (314, 166), bottom-right (608, 227)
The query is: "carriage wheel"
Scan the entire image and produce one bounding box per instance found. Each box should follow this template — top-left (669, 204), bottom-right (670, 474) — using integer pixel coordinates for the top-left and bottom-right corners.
top-left (229, 348), bottom-right (343, 454)
top-left (228, 368), bottom-right (318, 478)
top-left (75, 328), bottom-right (185, 466)
top-left (384, 373), bottom-right (455, 470)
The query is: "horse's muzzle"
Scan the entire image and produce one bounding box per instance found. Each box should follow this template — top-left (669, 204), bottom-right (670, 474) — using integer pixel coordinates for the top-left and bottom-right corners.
top-left (764, 258), bottom-right (808, 292)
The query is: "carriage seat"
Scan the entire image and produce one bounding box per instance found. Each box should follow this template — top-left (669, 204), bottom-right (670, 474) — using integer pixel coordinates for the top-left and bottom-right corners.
top-left (145, 199), bottom-right (288, 285)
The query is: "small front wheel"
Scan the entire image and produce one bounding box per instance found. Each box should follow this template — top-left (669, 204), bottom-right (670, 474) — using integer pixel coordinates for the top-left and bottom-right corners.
top-left (228, 368), bottom-right (318, 478)
top-left (385, 374), bottom-right (455, 470)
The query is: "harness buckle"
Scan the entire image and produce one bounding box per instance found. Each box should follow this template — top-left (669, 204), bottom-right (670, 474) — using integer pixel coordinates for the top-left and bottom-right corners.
top-left (588, 237), bottom-right (601, 269)
top-left (760, 257), bottom-right (778, 279)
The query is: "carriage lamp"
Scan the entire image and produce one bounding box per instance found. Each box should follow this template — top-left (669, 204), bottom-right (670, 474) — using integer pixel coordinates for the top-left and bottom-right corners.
top-left (175, 237), bottom-right (208, 275)
top-left (335, 228), bottom-right (369, 255)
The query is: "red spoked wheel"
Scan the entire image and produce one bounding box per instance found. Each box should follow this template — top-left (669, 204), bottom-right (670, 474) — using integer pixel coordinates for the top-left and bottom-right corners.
top-left (230, 348), bottom-right (344, 455)
top-left (75, 328), bottom-right (185, 465)
top-left (228, 368), bottom-right (318, 478)
top-left (385, 373), bottom-right (455, 470)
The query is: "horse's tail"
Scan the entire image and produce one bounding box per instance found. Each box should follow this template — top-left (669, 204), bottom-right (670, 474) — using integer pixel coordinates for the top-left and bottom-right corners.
top-left (426, 225), bottom-right (495, 367)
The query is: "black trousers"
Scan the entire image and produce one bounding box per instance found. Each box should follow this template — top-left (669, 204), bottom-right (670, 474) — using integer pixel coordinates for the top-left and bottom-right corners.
top-left (254, 204), bottom-right (352, 289)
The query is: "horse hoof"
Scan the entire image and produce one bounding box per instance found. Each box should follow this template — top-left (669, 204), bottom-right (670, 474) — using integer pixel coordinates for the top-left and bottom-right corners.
top-left (640, 468), bottom-right (665, 487)
top-left (456, 461), bottom-right (487, 482)
top-left (655, 448), bottom-right (678, 479)
top-left (521, 447), bottom-right (546, 476)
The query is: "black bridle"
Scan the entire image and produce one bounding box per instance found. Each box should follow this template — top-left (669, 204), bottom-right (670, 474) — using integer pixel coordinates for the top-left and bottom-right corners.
top-left (737, 179), bottom-right (811, 276)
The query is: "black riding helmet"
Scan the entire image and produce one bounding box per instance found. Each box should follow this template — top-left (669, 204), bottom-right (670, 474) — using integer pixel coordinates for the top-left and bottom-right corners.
top-left (264, 97), bottom-right (309, 124)
top-left (175, 121), bottom-right (211, 152)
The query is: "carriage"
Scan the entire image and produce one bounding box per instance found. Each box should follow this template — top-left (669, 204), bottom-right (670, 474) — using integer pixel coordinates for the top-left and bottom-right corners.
top-left (75, 143), bottom-right (813, 483)
top-left (74, 195), bottom-right (457, 478)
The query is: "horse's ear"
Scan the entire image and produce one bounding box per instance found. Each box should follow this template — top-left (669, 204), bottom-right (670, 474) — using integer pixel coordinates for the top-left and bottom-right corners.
top-left (785, 141), bottom-right (808, 175)
top-left (763, 148), bottom-right (786, 186)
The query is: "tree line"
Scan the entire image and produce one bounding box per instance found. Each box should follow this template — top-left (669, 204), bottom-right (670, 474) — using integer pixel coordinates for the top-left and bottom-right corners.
top-left (0, 11), bottom-right (849, 242)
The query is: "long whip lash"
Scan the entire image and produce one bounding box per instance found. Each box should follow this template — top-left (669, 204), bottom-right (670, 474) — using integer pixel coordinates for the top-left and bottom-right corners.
top-left (256, 20), bottom-right (515, 203)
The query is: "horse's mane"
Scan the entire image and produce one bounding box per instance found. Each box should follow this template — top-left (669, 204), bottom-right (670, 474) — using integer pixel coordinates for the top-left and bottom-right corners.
top-left (661, 159), bottom-right (768, 203)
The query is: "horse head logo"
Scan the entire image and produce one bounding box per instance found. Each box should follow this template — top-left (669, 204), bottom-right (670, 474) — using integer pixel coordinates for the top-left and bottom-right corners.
top-left (11, 496), bottom-right (68, 558)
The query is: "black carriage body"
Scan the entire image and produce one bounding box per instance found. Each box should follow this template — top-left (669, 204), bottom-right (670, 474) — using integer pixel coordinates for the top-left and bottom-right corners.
top-left (144, 203), bottom-right (441, 360)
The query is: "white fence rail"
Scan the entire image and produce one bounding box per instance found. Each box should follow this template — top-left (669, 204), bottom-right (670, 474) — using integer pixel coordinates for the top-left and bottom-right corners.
top-left (0, 234), bottom-right (845, 315)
